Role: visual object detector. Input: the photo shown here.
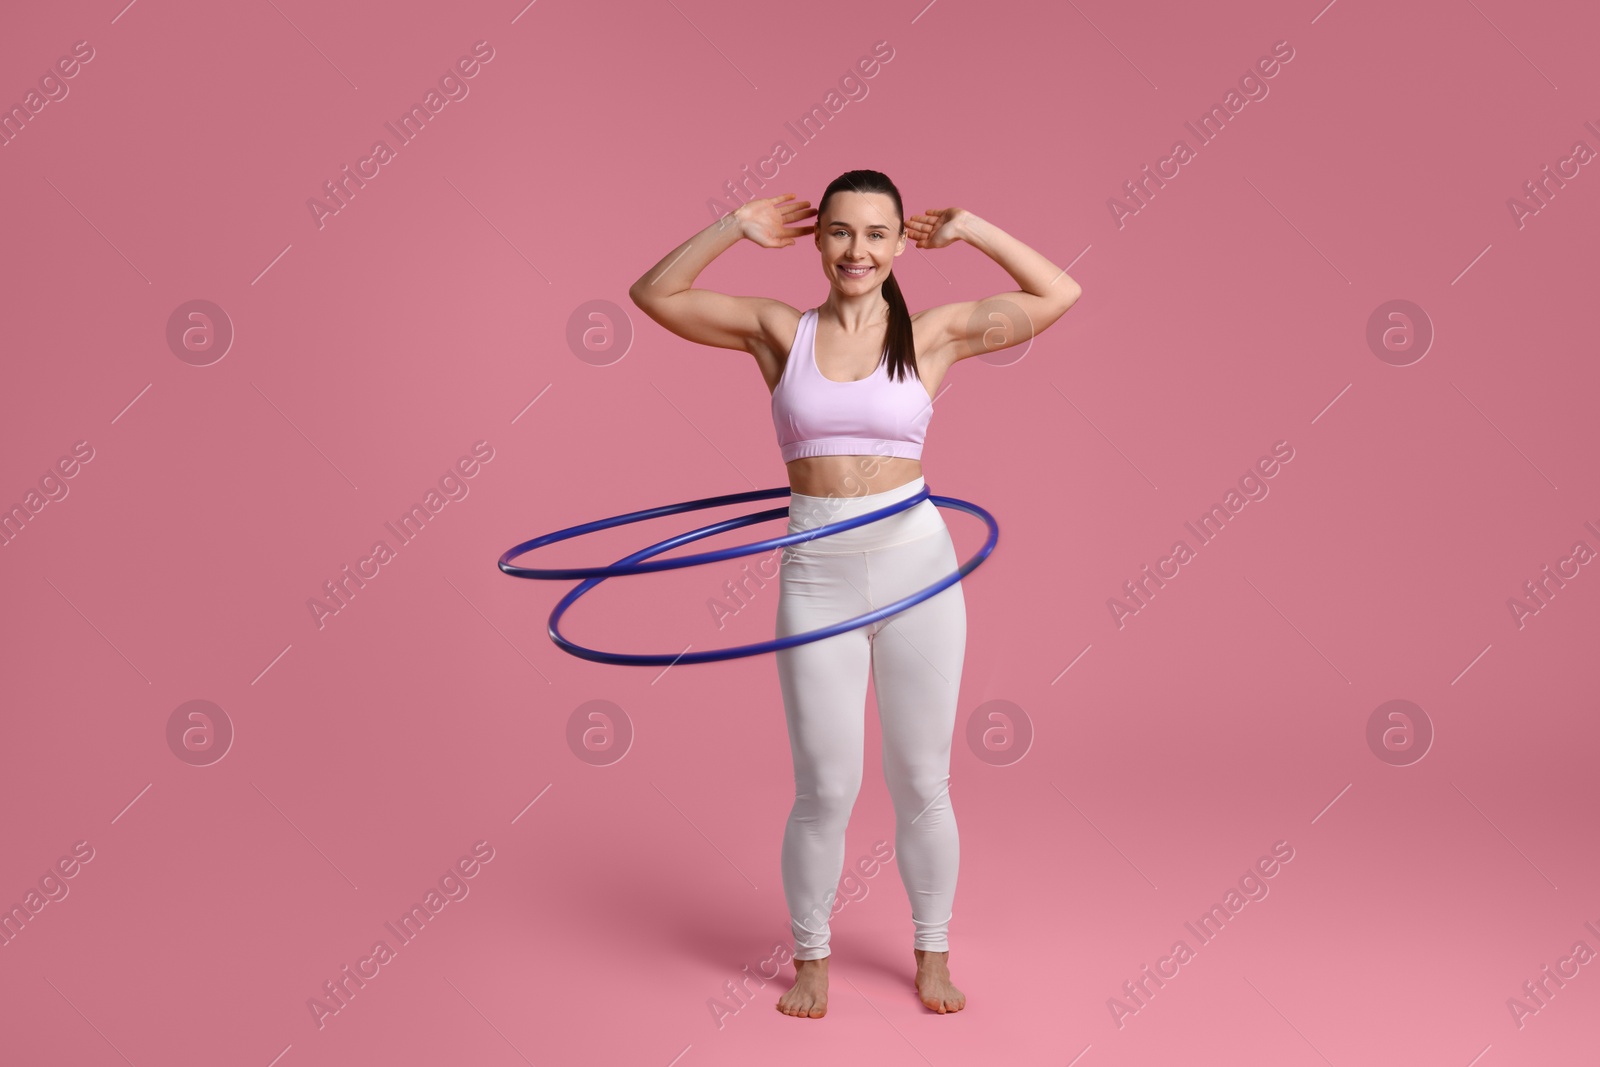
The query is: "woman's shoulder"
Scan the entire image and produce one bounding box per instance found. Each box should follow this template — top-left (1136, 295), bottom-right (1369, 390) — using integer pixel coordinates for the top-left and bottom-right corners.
top-left (746, 300), bottom-right (805, 354)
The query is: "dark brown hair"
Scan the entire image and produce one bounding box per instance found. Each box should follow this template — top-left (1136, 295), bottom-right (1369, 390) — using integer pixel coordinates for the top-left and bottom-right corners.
top-left (817, 170), bottom-right (918, 384)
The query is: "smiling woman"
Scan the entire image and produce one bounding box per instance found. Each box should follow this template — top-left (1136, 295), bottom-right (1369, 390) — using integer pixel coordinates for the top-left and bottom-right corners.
top-left (628, 168), bottom-right (1081, 1020)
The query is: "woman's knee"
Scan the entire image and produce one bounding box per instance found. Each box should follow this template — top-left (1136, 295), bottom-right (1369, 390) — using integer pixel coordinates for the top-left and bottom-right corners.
top-left (885, 768), bottom-right (952, 818)
top-left (798, 772), bottom-right (864, 818)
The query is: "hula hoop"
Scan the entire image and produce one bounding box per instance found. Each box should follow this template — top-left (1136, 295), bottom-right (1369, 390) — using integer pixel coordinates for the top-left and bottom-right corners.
top-left (497, 483), bottom-right (999, 666)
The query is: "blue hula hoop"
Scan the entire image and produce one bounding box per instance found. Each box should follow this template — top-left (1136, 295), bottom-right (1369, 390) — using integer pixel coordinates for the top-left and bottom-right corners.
top-left (497, 483), bottom-right (999, 666)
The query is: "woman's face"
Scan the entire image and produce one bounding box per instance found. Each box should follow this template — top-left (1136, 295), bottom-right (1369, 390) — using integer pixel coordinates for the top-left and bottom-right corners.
top-left (816, 190), bottom-right (905, 292)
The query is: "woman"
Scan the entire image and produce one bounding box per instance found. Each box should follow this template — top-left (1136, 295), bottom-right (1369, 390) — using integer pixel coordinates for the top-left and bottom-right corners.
top-left (628, 170), bottom-right (1081, 1018)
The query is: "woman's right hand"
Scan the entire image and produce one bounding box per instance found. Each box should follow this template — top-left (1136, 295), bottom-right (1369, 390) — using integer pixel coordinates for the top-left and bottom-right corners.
top-left (733, 193), bottom-right (817, 248)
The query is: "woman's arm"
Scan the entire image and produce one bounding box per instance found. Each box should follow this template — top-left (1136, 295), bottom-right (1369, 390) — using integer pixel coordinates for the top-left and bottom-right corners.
top-left (627, 195), bottom-right (817, 352)
top-left (906, 208), bottom-right (1082, 365)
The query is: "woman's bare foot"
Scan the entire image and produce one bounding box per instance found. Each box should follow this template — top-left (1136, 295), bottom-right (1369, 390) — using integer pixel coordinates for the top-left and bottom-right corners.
top-left (775, 956), bottom-right (829, 1018)
top-left (913, 949), bottom-right (966, 1013)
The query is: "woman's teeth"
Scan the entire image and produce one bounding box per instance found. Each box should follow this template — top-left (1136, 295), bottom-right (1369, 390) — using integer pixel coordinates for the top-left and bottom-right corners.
top-left (840, 264), bottom-right (873, 276)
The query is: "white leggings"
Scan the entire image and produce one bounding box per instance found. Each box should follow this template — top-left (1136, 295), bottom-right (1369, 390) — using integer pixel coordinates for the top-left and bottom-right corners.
top-left (775, 476), bottom-right (966, 960)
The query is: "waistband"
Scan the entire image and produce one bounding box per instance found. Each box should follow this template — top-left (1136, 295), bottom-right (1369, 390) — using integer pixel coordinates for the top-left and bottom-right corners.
top-left (785, 477), bottom-right (943, 554)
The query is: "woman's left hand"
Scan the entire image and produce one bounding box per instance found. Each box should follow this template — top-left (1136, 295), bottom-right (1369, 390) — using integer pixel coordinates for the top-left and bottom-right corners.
top-left (906, 207), bottom-right (972, 249)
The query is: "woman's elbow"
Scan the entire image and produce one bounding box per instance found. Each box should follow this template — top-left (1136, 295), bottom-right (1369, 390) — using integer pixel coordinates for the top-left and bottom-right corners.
top-left (628, 282), bottom-right (657, 313)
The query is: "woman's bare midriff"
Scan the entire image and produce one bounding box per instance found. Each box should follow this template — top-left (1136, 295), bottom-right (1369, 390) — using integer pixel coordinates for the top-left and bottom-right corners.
top-left (785, 455), bottom-right (923, 498)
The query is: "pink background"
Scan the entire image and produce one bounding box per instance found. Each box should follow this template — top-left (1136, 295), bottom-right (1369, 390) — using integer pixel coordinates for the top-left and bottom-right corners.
top-left (3, 0), bottom-right (1598, 1064)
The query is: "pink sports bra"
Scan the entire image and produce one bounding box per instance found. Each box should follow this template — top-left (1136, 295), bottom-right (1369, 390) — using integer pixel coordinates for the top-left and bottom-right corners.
top-left (771, 307), bottom-right (934, 463)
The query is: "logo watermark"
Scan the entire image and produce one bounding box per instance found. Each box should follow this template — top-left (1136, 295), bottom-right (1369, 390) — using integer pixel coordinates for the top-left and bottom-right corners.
top-left (705, 839), bottom-right (894, 1029)
top-left (166, 699), bottom-right (235, 767)
top-left (705, 443), bottom-right (897, 632)
top-left (307, 41), bottom-right (497, 230)
top-left (566, 699), bottom-right (633, 766)
top-left (306, 840), bottom-right (496, 1029)
top-left (1506, 520), bottom-right (1599, 629)
top-left (566, 299), bottom-right (634, 367)
top-left (0, 439), bottom-right (96, 549)
top-left (0, 840), bottom-right (96, 950)
top-left (1366, 699), bottom-right (1433, 767)
top-left (1365, 299), bottom-right (1433, 367)
top-left (1506, 122), bottom-right (1600, 230)
top-left (1106, 440), bottom-right (1296, 629)
top-left (965, 698), bottom-right (1034, 766)
top-left (1106, 839), bottom-right (1296, 1029)
top-left (1506, 918), bottom-right (1600, 1030)
top-left (306, 440), bottom-right (496, 630)
top-left (166, 299), bottom-right (235, 366)
top-left (1107, 40), bottom-right (1297, 230)
top-left (0, 39), bottom-right (96, 150)
top-left (705, 41), bottom-right (897, 223)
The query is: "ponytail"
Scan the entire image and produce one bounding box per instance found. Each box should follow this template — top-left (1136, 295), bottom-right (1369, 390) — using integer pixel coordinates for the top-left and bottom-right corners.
top-left (880, 270), bottom-right (918, 384)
